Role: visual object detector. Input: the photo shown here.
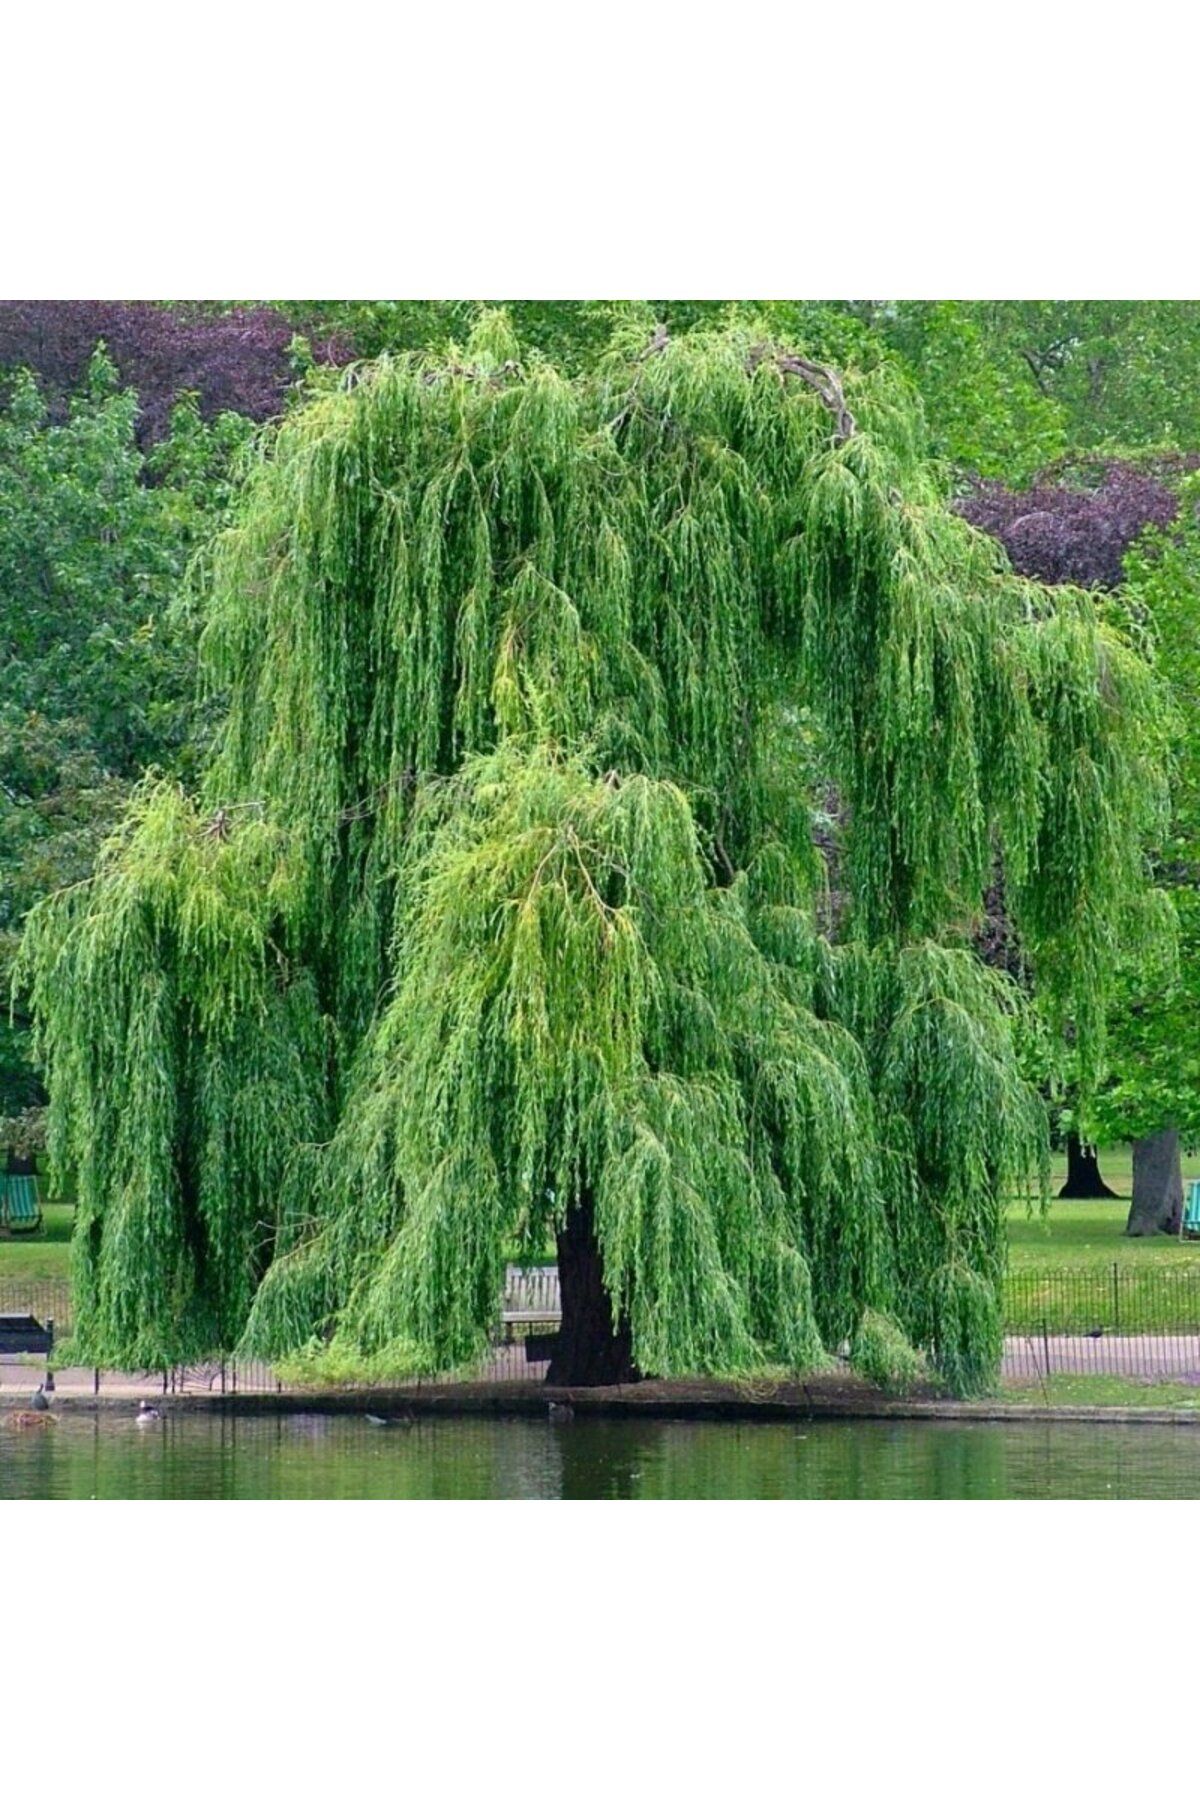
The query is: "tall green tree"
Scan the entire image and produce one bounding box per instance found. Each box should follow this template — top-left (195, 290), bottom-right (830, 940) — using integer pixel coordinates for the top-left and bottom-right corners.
top-left (0, 348), bottom-right (252, 1115)
top-left (18, 316), bottom-right (1167, 1391)
top-left (865, 301), bottom-right (1069, 482)
top-left (877, 302), bottom-right (1200, 481)
top-left (1088, 480), bottom-right (1200, 1228)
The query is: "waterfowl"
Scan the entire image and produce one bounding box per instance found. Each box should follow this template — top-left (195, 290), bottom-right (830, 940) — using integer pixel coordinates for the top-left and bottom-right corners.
top-left (547, 1400), bottom-right (574, 1423)
top-left (30, 1384), bottom-right (49, 1412)
top-left (136, 1401), bottom-right (162, 1424)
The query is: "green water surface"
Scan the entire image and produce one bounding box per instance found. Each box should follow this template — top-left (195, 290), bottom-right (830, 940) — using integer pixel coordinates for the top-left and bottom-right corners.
top-left (4, 1411), bottom-right (1200, 1498)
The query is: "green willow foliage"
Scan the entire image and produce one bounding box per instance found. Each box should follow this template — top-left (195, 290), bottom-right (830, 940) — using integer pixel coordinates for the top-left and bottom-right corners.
top-left (17, 316), bottom-right (1168, 1391)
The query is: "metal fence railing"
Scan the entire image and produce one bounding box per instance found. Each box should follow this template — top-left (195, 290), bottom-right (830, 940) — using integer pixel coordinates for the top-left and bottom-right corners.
top-left (1001, 1263), bottom-right (1200, 1383)
top-left (0, 1272), bottom-right (560, 1395)
top-left (0, 1277), bottom-right (72, 1332)
top-left (10, 1263), bottom-right (1200, 1390)
top-left (1003, 1264), bottom-right (1200, 1336)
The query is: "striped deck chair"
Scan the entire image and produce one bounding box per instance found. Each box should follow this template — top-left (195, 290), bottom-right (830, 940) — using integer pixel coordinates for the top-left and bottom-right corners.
top-left (1183, 1179), bottom-right (1200, 1239)
top-left (0, 1173), bottom-right (42, 1235)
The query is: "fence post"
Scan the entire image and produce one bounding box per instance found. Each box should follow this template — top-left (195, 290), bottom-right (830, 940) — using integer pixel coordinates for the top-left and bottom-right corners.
top-left (1113, 1261), bottom-right (1120, 1333)
top-left (1041, 1317), bottom-right (1050, 1382)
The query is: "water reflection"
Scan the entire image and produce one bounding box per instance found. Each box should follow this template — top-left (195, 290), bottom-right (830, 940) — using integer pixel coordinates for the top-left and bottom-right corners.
top-left (4, 1412), bottom-right (1200, 1499)
top-left (552, 1419), bottom-right (658, 1499)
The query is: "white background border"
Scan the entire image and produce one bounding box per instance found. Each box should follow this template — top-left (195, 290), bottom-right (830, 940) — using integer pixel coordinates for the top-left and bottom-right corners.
top-left (4, 4), bottom-right (1199, 1791)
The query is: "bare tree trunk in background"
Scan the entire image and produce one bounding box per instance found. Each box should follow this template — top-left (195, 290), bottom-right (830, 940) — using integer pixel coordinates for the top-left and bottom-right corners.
top-left (1058, 1133), bottom-right (1118, 1198)
top-left (1126, 1129), bottom-right (1184, 1236)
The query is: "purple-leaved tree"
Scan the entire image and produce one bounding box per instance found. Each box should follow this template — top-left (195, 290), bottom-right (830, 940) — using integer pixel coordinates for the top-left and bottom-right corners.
top-left (0, 302), bottom-right (348, 443)
top-left (958, 458), bottom-right (1187, 589)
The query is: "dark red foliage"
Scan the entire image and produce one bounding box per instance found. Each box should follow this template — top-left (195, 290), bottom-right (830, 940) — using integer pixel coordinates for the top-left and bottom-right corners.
top-left (0, 302), bottom-right (349, 442)
top-left (958, 459), bottom-right (1188, 588)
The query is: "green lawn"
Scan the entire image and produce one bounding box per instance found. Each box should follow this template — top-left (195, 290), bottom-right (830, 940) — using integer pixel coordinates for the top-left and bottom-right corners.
top-left (1001, 1374), bottom-right (1200, 1409)
top-left (1004, 1149), bottom-right (1200, 1331)
top-left (0, 1202), bottom-right (74, 1280)
top-left (1007, 1197), bottom-right (1200, 1270)
top-left (1008, 1143), bottom-right (1200, 1273)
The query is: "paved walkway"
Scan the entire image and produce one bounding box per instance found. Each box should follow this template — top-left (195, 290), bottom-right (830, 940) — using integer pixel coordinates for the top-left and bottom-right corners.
top-left (0, 1359), bottom-right (272, 1400)
top-left (1002, 1333), bottom-right (1200, 1381)
top-left (1, 1343), bottom-right (545, 1400)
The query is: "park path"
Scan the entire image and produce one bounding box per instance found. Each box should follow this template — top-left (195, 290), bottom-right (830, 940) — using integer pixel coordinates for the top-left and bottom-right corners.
top-left (1001, 1334), bottom-right (1200, 1381)
top-left (0, 1342), bottom-right (547, 1400)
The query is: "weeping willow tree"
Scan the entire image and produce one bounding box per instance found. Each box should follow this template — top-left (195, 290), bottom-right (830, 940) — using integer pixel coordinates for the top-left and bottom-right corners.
top-left (16, 311), bottom-right (1168, 1392)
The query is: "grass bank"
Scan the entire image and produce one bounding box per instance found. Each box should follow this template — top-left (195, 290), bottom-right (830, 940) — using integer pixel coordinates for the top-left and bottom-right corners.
top-left (1000, 1373), bottom-right (1200, 1409)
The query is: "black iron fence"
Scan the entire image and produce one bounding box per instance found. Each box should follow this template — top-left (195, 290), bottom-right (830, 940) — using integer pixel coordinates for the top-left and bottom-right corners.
top-left (9, 1265), bottom-right (1200, 1391)
top-left (1003, 1264), bottom-right (1200, 1336)
top-left (0, 1276), bottom-right (552, 1394)
top-left (0, 1277), bottom-right (71, 1332)
top-left (1001, 1263), bottom-right (1200, 1384)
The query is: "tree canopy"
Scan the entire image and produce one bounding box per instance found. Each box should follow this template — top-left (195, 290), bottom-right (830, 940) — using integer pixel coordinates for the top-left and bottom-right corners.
top-left (17, 315), bottom-right (1169, 1391)
top-left (0, 347), bottom-right (254, 1115)
top-left (1087, 480), bottom-right (1200, 1152)
top-left (960, 449), bottom-right (1200, 1212)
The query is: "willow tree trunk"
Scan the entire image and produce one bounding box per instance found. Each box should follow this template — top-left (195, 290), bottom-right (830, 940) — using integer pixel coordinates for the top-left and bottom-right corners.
top-left (1126, 1129), bottom-right (1184, 1236)
top-left (545, 1192), bottom-right (639, 1387)
top-left (1058, 1133), bottom-right (1117, 1198)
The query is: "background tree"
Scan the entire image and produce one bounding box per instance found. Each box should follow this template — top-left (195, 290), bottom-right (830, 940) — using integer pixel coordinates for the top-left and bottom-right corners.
top-left (962, 453), bottom-right (1200, 1230)
top-left (959, 456), bottom-right (1184, 588)
top-left (0, 346), bottom-right (255, 1118)
top-left (1086, 483), bottom-right (1200, 1230)
top-left (873, 302), bottom-right (1200, 477)
top-left (860, 301), bottom-right (1069, 482)
top-left (19, 317), bottom-right (1167, 1392)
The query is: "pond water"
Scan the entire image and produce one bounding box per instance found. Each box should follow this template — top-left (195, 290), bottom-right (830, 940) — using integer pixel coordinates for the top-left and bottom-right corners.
top-left (4, 1410), bottom-right (1200, 1498)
